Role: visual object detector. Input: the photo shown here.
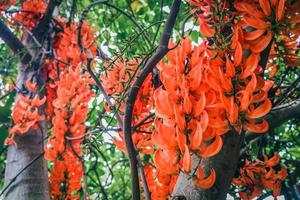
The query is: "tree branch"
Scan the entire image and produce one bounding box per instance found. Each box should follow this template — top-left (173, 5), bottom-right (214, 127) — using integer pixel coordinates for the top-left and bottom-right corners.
top-left (123, 1), bottom-right (181, 199)
top-left (32, 0), bottom-right (62, 43)
top-left (0, 19), bottom-right (32, 64)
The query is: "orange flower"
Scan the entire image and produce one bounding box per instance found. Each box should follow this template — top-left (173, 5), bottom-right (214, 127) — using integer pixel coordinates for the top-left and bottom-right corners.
top-left (233, 154), bottom-right (287, 200)
top-left (192, 166), bottom-right (216, 189)
top-left (11, 0), bottom-right (47, 30)
top-left (7, 92), bottom-right (45, 145)
top-left (45, 64), bottom-right (94, 199)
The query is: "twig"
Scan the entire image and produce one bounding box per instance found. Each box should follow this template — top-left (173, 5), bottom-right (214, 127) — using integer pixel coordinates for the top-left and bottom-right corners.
top-left (181, 13), bottom-right (194, 37)
top-left (78, 0), bottom-right (152, 51)
top-left (152, 0), bottom-right (164, 46)
top-left (86, 52), bottom-right (124, 129)
top-left (123, 1), bottom-right (182, 199)
top-left (133, 113), bottom-right (155, 129)
top-left (138, 163), bottom-right (151, 200)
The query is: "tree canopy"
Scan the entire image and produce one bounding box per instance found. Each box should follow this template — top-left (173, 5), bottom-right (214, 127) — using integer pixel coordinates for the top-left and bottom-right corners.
top-left (0, 0), bottom-right (299, 199)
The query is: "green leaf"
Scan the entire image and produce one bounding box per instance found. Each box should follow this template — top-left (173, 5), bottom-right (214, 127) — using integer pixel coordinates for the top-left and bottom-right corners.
top-left (0, 125), bottom-right (8, 147)
top-left (0, 106), bottom-right (11, 123)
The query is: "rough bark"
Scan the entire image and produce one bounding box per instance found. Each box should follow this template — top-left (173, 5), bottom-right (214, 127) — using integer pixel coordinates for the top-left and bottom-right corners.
top-left (3, 124), bottom-right (49, 200)
top-left (2, 59), bottom-right (49, 200)
top-left (172, 131), bottom-right (244, 200)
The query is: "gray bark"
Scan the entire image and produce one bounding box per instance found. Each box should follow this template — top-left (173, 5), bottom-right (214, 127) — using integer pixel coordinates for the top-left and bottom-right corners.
top-left (3, 126), bottom-right (49, 200)
top-left (3, 62), bottom-right (49, 200)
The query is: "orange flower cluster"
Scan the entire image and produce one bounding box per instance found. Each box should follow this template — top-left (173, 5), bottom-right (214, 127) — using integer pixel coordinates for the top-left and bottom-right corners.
top-left (151, 0), bottom-right (296, 193)
top-left (45, 65), bottom-right (94, 199)
top-left (101, 59), bottom-right (154, 155)
top-left (4, 0), bottom-right (48, 146)
top-left (42, 20), bottom-right (96, 199)
top-left (234, 0), bottom-right (300, 77)
top-left (45, 20), bottom-right (97, 120)
top-left (232, 153), bottom-right (288, 199)
top-left (12, 0), bottom-right (47, 30)
top-left (144, 164), bottom-right (178, 200)
top-left (268, 32), bottom-right (300, 77)
top-left (153, 38), bottom-right (220, 190)
top-left (6, 81), bottom-right (45, 145)
top-left (3, 2), bottom-right (96, 197)
top-left (190, 0), bottom-right (231, 38)
top-left (52, 20), bottom-right (97, 70)
top-left (190, 0), bottom-right (274, 132)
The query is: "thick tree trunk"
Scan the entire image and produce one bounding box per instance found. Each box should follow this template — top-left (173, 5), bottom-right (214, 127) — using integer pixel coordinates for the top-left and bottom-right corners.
top-left (172, 131), bottom-right (244, 200)
top-left (3, 64), bottom-right (49, 199)
top-left (4, 126), bottom-right (49, 200)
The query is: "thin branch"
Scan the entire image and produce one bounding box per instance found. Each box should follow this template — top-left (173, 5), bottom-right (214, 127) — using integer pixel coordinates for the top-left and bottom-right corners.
top-left (78, 0), bottom-right (152, 51)
top-left (86, 52), bottom-right (124, 129)
top-left (87, 174), bottom-right (109, 200)
top-left (181, 13), bottom-right (194, 37)
top-left (123, 1), bottom-right (181, 199)
top-left (133, 113), bottom-right (155, 129)
top-left (152, 0), bottom-right (164, 46)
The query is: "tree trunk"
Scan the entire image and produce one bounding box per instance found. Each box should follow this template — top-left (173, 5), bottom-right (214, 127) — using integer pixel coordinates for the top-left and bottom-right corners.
top-left (4, 125), bottom-right (49, 200)
top-left (172, 131), bottom-right (244, 200)
top-left (3, 57), bottom-right (49, 199)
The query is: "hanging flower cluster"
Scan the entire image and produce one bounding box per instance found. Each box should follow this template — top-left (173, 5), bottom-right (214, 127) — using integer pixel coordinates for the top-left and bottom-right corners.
top-left (45, 65), bottom-right (94, 199)
top-left (6, 82), bottom-right (45, 145)
top-left (44, 19), bottom-right (97, 121)
top-left (144, 164), bottom-right (178, 200)
top-left (101, 59), bottom-right (154, 155)
top-left (4, 1), bottom-right (47, 143)
top-left (150, 0), bottom-right (296, 193)
top-left (153, 37), bottom-right (220, 190)
top-left (43, 20), bottom-right (97, 199)
top-left (4, 0), bottom-right (97, 197)
top-left (234, 0), bottom-right (300, 78)
top-left (232, 153), bottom-right (288, 199)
